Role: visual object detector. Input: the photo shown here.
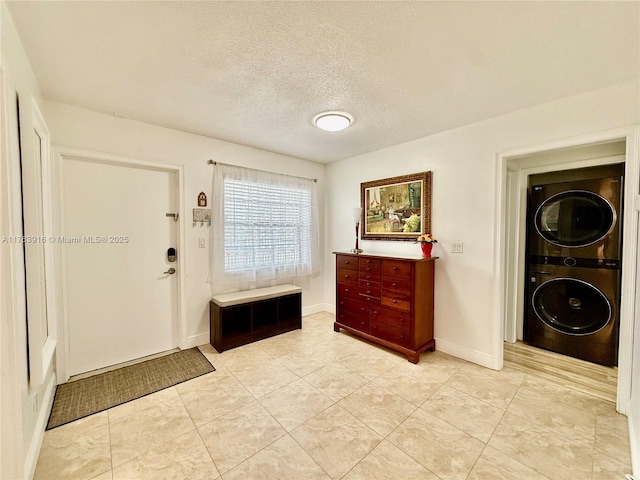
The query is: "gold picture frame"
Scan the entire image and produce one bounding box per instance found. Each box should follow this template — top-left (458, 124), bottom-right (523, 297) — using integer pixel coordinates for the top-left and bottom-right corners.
top-left (361, 171), bottom-right (432, 241)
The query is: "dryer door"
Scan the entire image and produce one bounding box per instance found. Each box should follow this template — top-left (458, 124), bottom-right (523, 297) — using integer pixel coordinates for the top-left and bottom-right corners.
top-left (532, 277), bottom-right (611, 335)
top-left (535, 190), bottom-right (616, 248)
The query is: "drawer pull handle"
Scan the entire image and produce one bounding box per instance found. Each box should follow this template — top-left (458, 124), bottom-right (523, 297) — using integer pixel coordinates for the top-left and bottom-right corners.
top-left (373, 310), bottom-right (378, 314)
top-left (345, 288), bottom-right (350, 292)
top-left (344, 274), bottom-right (350, 279)
top-left (392, 266), bottom-right (398, 270)
top-left (392, 299), bottom-right (397, 303)
top-left (392, 283), bottom-right (397, 287)
top-left (345, 261), bottom-right (350, 264)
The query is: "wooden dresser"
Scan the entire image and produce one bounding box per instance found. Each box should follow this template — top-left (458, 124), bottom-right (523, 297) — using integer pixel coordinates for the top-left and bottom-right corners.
top-left (333, 251), bottom-right (436, 363)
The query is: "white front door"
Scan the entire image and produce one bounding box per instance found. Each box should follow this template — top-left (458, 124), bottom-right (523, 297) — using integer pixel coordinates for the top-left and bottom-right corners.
top-left (61, 156), bottom-right (179, 376)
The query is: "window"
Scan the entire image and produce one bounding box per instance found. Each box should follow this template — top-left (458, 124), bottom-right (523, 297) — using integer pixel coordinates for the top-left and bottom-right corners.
top-left (210, 164), bottom-right (318, 283)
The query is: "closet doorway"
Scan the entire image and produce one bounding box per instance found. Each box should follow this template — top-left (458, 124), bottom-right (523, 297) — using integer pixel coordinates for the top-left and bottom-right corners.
top-left (497, 129), bottom-right (639, 413)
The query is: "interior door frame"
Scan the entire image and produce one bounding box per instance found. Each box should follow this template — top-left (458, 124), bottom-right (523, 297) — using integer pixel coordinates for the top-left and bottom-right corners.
top-left (493, 125), bottom-right (639, 415)
top-left (53, 146), bottom-right (187, 383)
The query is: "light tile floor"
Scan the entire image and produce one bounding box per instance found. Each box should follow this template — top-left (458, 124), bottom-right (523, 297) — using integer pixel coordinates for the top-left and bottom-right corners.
top-left (35, 312), bottom-right (632, 480)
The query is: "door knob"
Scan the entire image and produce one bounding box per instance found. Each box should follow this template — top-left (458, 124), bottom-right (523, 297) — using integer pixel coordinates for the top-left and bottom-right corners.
top-left (164, 268), bottom-right (176, 275)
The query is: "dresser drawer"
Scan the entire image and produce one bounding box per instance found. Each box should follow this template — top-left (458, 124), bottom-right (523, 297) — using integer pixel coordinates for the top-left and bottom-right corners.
top-left (359, 258), bottom-right (381, 277)
top-left (359, 279), bottom-right (380, 290)
top-left (338, 297), bottom-right (368, 317)
top-left (337, 268), bottom-right (358, 285)
top-left (370, 321), bottom-right (410, 348)
top-left (382, 259), bottom-right (412, 278)
top-left (360, 271), bottom-right (380, 283)
top-left (337, 283), bottom-right (359, 299)
top-left (336, 255), bottom-right (358, 271)
top-left (359, 256), bottom-right (381, 268)
top-left (381, 293), bottom-right (411, 312)
top-left (359, 284), bottom-right (381, 299)
top-left (337, 311), bottom-right (369, 332)
top-left (361, 295), bottom-right (380, 308)
top-left (370, 306), bottom-right (411, 330)
top-left (381, 276), bottom-right (411, 294)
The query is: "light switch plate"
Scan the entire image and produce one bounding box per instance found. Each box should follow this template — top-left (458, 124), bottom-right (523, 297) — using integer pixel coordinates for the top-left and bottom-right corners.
top-left (451, 241), bottom-right (463, 253)
top-left (198, 238), bottom-right (205, 248)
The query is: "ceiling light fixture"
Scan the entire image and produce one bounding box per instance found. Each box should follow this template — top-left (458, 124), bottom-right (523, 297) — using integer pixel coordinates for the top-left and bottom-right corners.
top-left (313, 111), bottom-right (353, 132)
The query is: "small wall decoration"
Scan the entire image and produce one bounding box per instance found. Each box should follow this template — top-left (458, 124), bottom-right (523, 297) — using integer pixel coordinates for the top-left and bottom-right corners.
top-left (193, 208), bottom-right (211, 226)
top-left (198, 192), bottom-right (207, 207)
top-left (360, 171), bottom-right (432, 241)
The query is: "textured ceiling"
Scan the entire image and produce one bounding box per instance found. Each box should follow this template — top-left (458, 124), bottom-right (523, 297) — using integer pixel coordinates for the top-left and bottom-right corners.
top-left (7, 1), bottom-right (639, 163)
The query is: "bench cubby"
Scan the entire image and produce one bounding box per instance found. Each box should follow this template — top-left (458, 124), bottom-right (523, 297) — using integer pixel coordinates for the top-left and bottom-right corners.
top-left (209, 285), bottom-right (302, 352)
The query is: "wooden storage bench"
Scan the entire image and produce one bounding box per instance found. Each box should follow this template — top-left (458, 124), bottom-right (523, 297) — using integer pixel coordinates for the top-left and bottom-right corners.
top-left (210, 285), bottom-right (302, 352)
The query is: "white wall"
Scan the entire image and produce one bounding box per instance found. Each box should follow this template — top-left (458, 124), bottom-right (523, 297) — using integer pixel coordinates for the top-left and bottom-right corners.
top-left (43, 101), bottom-right (327, 347)
top-left (1, 2), bottom-right (57, 478)
top-left (325, 80), bottom-right (639, 368)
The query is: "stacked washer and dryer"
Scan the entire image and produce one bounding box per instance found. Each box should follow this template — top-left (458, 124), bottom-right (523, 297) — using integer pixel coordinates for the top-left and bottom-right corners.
top-left (524, 164), bottom-right (624, 367)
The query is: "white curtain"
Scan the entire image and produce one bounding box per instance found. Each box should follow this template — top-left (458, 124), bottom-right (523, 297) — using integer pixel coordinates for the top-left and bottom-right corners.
top-left (209, 163), bottom-right (319, 288)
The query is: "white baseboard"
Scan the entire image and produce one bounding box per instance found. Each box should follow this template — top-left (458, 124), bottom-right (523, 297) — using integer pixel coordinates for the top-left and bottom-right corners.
top-left (186, 332), bottom-right (210, 349)
top-left (25, 372), bottom-right (57, 480)
top-left (303, 303), bottom-right (333, 316)
top-left (435, 337), bottom-right (495, 369)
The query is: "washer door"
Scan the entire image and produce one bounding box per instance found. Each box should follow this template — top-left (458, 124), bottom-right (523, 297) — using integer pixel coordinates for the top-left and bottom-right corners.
top-left (535, 190), bottom-right (616, 248)
top-left (532, 278), bottom-right (611, 335)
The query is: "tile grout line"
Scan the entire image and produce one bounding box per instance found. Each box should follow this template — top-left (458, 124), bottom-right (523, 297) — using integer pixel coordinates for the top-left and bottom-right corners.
top-left (193, 423), bottom-right (223, 479)
top-left (468, 372), bottom-right (531, 479)
top-left (175, 381), bottom-right (224, 478)
top-left (107, 391), bottom-right (201, 473)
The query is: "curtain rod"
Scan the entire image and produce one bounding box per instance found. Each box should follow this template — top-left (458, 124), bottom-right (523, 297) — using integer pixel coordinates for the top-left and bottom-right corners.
top-left (207, 159), bottom-right (317, 183)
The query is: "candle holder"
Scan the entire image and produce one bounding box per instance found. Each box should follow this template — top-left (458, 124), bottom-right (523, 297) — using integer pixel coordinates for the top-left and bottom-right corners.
top-left (351, 207), bottom-right (363, 253)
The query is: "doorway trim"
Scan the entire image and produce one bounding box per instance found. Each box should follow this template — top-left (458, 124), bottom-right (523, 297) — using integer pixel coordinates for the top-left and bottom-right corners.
top-left (493, 125), bottom-right (639, 414)
top-left (53, 146), bottom-right (187, 384)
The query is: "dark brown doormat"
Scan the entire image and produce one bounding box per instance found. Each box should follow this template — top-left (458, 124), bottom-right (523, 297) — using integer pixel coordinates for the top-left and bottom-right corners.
top-left (46, 347), bottom-right (215, 430)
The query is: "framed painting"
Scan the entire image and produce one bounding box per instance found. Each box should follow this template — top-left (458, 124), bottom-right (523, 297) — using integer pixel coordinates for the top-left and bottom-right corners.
top-left (360, 171), bottom-right (432, 241)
